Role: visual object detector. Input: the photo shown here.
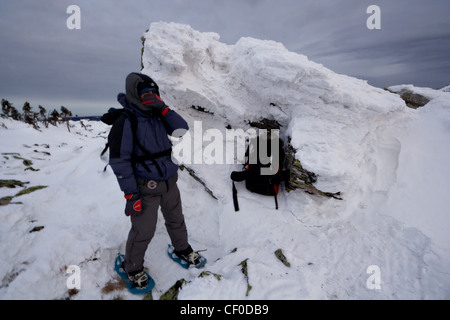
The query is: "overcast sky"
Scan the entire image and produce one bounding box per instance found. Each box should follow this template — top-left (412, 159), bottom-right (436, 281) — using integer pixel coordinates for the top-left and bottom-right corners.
top-left (1, 0), bottom-right (449, 116)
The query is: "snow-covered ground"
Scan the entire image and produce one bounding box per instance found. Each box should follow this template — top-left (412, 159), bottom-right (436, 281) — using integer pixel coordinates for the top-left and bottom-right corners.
top-left (0, 22), bottom-right (449, 300)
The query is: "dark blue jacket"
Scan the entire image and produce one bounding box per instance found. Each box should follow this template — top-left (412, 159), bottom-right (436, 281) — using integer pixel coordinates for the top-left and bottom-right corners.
top-left (108, 74), bottom-right (188, 195)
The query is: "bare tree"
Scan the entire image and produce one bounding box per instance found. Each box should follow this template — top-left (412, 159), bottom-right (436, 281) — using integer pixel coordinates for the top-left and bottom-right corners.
top-left (10, 106), bottom-right (22, 121)
top-left (1, 99), bottom-right (12, 117)
top-left (23, 102), bottom-right (39, 130)
top-left (60, 106), bottom-right (73, 132)
top-left (39, 105), bottom-right (48, 128)
top-left (48, 109), bottom-right (60, 126)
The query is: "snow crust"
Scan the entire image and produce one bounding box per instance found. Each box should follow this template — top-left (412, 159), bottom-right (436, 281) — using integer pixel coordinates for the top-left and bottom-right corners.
top-left (0, 22), bottom-right (449, 300)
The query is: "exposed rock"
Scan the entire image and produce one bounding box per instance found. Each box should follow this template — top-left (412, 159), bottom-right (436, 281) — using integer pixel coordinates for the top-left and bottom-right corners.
top-left (400, 91), bottom-right (430, 109)
top-left (386, 87), bottom-right (431, 109)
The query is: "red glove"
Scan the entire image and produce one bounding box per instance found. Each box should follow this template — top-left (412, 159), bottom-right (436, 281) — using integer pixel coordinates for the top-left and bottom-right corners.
top-left (141, 92), bottom-right (169, 115)
top-left (124, 193), bottom-right (142, 216)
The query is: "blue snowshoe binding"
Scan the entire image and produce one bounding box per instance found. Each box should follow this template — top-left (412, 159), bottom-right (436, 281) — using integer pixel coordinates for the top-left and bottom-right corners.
top-left (114, 254), bottom-right (155, 295)
top-left (167, 244), bottom-right (207, 269)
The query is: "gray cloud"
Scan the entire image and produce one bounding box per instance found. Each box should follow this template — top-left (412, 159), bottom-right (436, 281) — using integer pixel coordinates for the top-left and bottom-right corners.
top-left (0, 0), bottom-right (449, 116)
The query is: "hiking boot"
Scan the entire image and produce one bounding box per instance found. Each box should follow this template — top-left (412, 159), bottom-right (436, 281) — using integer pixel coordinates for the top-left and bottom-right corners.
top-left (174, 245), bottom-right (205, 268)
top-left (123, 264), bottom-right (149, 290)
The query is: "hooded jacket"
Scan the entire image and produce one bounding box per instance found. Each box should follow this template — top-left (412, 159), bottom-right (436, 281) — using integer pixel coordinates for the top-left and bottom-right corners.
top-left (108, 73), bottom-right (189, 194)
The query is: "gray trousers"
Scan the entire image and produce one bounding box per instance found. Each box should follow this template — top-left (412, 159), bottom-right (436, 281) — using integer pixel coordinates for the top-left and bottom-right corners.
top-left (124, 173), bottom-right (189, 272)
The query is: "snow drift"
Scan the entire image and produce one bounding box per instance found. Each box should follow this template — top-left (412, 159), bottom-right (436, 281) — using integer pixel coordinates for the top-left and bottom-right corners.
top-left (0, 22), bottom-right (449, 300)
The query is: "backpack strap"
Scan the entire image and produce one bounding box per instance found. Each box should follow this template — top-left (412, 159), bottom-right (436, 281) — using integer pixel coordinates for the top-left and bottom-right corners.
top-left (100, 142), bottom-right (110, 157)
top-left (131, 148), bottom-right (173, 176)
top-left (230, 170), bottom-right (248, 212)
top-left (232, 181), bottom-right (240, 212)
top-left (230, 170), bottom-right (248, 182)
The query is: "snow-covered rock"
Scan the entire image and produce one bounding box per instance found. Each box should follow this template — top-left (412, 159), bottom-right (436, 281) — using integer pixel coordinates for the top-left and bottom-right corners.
top-left (142, 22), bottom-right (415, 219)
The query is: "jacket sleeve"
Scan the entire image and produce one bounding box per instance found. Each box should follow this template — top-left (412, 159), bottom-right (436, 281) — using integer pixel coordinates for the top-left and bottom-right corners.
top-left (161, 108), bottom-right (189, 137)
top-left (108, 116), bottom-right (138, 194)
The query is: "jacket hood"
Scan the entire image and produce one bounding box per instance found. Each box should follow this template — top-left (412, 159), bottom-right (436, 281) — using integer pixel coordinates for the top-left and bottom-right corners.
top-left (125, 72), bottom-right (160, 113)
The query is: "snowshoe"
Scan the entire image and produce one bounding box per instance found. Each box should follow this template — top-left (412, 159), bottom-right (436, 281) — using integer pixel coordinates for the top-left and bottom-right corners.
top-left (167, 244), bottom-right (207, 269)
top-left (114, 254), bottom-right (155, 295)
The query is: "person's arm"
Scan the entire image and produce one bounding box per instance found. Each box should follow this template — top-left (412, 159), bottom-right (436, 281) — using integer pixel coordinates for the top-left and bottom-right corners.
top-left (160, 107), bottom-right (189, 137)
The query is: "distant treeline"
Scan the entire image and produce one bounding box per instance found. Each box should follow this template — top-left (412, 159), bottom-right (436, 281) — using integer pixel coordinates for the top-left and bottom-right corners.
top-left (1, 98), bottom-right (83, 131)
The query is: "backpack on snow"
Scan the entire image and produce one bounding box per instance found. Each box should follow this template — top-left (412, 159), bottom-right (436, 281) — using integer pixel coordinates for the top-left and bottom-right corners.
top-left (230, 133), bottom-right (290, 212)
top-left (100, 108), bottom-right (172, 176)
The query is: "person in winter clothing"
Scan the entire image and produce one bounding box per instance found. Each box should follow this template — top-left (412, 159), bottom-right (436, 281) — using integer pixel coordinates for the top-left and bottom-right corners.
top-left (108, 72), bottom-right (204, 290)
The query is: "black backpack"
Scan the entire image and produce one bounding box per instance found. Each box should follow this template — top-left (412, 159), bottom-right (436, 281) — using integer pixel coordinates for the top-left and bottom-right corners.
top-left (100, 108), bottom-right (172, 176)
top-left (230, 134), bottom-right (290, 211)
